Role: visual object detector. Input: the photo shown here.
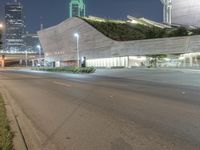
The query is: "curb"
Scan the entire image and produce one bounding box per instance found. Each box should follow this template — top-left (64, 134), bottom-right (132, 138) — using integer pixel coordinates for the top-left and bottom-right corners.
top-left (2, 91), bottom-right (27, 150)
top-left (1, 87), bottom-right (57, 150)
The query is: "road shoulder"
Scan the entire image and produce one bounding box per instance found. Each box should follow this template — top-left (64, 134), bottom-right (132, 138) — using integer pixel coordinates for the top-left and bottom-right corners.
top-left (1, 87), bottom-right (57, 150)
top-left (2, 92), bottom-right (27, 150)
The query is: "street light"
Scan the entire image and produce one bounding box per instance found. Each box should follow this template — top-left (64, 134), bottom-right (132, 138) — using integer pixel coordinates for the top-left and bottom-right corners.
top-left (37, 45), bottom-right (41, 66)
top-left (0, 24), bottom-right (3, 29)
top-left (0, 23), bottom-right (5, 68)
top-left (0, 23), bottom-right (3, 41)
top-left (74, 33), bottom-right (80, 67)
top-left (0, 23), bottom-right (4, 42)
top-left (25, 50), bottom-right (28, 67)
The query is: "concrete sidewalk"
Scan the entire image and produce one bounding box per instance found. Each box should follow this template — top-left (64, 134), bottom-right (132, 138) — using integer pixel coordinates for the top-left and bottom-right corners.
top-left (93, 68), bottom-right (200, 87)
top-left (17, 67), bottom-right (200, 87)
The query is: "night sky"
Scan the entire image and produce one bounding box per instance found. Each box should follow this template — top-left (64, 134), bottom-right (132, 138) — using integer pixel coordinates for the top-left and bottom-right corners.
top-left (0, 0), bottom-right (163, 33)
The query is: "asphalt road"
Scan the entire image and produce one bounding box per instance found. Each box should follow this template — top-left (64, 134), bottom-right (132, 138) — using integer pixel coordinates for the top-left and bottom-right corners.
top-left (0, 69), bottom-right (200, 150)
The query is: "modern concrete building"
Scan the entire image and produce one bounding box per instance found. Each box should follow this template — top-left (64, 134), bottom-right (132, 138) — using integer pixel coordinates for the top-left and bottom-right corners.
top-left (5, 1), bottom-right (26, 53)
top-left (161, 0), bottom-right (200, 27)
top-left (69, 0), bottom-right (86, 18)
top-left (38, 17), bottom-right (200, 68)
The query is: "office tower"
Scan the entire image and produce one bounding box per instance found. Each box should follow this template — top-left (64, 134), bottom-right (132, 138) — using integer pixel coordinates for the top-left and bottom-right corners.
top-left (5, 1), bottom-right (25, 53)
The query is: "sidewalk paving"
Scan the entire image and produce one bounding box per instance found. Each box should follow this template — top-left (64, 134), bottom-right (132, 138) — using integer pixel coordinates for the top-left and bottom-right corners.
top-left (93, 68), bottom-right (200, 87)
top-left (10, 67), bottom-right (200, 87)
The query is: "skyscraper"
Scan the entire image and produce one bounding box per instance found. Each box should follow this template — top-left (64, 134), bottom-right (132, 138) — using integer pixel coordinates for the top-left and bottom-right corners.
top-left (69, 0), bottom-right (86, 18)
top-left (5, 1), bottom-right (25, 53)
top-left (160, 0), bottom-right (172, 25)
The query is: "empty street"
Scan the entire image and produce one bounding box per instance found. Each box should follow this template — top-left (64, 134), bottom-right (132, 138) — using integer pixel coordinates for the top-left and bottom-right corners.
top-left (0, 69), bottom-right (200, 150)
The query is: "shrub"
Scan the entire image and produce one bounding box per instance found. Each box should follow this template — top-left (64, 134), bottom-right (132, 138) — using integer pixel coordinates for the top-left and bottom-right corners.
top-left (190, 28), bottom-right (200, 35)
top-left (32, 66), bottom-right (96, 74)
top-left (81, 17), bottom-right (199, 41)
top-left (167, 27), bottom-right (188, 37)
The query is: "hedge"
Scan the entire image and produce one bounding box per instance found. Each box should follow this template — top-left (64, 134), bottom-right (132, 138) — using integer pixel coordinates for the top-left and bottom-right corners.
top-left (32, 67), bottom-right (96, 74)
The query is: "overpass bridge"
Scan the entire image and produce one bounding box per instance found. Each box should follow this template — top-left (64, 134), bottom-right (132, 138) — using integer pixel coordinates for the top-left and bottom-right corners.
top-left (0, 53), bottom-right (44, 67)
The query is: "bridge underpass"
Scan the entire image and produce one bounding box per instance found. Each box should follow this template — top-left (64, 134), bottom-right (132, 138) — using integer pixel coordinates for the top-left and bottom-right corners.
top-left (0, 53), bottom-right (43, 67)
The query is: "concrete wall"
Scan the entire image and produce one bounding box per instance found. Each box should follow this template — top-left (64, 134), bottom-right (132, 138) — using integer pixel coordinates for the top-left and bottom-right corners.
top-left (172, 0), bottom-right (200, 27)
top-left (38, 17), bottom-right (200, 63)
top-left (38, 17), bottom-right (114, 62)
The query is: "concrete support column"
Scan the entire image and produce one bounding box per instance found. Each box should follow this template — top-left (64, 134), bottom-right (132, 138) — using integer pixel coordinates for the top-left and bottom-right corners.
top-left (183, 58), bottom-right (186, 67)
top-left (195, 56), bottom-right (198, 66)
top-left (32, 60), bottom-right (35, 67)
top-left (1, 55), bottom-right (5, 68)
top-left (128, 56), bottom-right (132, 68)
top-left (19, 59), bottom-right (22, 66)
top-left (125, 56), bottom-right (129, 68)
top-left (190, 56), bottom-right (193, 67)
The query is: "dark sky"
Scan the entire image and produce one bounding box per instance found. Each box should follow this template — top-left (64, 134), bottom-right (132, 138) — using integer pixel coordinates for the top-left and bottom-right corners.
top-left (0, 0), bottom-right (163, 33)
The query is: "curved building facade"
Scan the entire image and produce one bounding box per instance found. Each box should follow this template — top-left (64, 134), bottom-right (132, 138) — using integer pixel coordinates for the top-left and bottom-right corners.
top-left (171, 0), bottom-right (200, 27)
top-left (38, 17), bottom-right (200, 68)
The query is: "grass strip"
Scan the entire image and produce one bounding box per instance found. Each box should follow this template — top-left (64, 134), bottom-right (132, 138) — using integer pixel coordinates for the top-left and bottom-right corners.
top-left (0, 94), bottom-right (13, 150)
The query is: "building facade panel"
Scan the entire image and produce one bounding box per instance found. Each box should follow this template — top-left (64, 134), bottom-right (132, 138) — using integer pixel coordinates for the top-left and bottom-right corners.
top-left (171, 0), bottom-right (200, 27)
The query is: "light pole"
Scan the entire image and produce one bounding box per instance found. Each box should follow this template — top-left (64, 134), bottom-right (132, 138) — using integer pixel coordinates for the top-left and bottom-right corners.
top-left (74, 33), bottom-right (80, 67)
top-left (0, 23), bottom-right (4, 68)
top-left (0, 23), bottom-right (3, 50)
top-left (37, 45), bottom-right (41, 66)
top-left (25, 50), bottom-right (28, 67)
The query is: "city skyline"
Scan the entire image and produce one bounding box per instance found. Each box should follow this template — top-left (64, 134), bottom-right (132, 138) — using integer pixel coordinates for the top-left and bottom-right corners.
top-left (0, 0), bottom-right (163, 33)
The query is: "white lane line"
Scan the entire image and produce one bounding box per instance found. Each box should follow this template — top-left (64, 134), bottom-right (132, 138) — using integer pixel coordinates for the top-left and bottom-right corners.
top-left (0, 74), bottom-right (9, 79)
top-left (70, 79), bottom-right (89, 83)
top-left (53, 81), bottom-right (72, 87)
top-left (99, 82), bottom-right (129, 87)
top-left (182, 91), bottom-right (186, 95)
top-left (69, 79), bottom-right (129, 87)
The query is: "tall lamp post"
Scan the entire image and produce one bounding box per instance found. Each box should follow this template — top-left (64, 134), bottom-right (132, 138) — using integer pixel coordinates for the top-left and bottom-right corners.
top-left (25, 50), bottom-right (28, 67)
top-left (0, 23), bottom-right (3, 50)
top-left (74, 33), bottom-right (80, 67)
top-left (37, 45), bottom-right (41, 66)
top-left (0, 23), bottom-right (4, 68)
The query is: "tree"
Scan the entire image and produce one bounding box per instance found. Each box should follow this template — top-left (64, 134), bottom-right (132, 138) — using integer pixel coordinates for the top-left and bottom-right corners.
top-left (190, 28), bottom-right (200, 35)
top-left (168, 27), bottom-right (188, 37)
top-left (148, 54), bottom-right (167, 68)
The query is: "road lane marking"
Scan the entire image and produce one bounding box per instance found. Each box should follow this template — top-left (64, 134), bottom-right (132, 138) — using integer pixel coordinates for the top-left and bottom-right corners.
top-left (70, 79), bottom-right (89, 83)
top-left (182, 91), bottom-right (186, 95)
top-left (99, 82), bottom-right (129, 87)
top-left (53, 81), bottom-right (72, 87)
top-left (19, 74), bottom-right (41, 78)
top-left (0, 74), bottom-right (11, 80)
